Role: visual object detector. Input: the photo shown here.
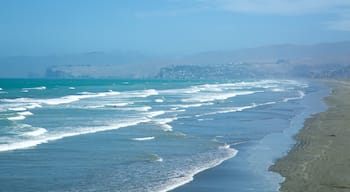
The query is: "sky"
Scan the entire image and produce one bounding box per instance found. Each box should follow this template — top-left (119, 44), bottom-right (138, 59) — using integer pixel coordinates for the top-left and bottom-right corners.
top-left (1, 0), bottom-right (350, 56)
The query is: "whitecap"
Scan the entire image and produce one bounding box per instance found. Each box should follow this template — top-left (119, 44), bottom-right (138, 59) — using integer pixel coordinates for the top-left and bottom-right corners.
top-left (174, 103), bottom-right (213, 109)
top-left (8, 107), bottom-right (27, 111)
top-left (120, 106), bottom-right (152, 112)
top-left (122, 89), bottom-right (159, 98)
top-left (146, 111), bottom-right (166, 118)
top-left (105, 103), bottom-right (129, 107)
top-left (131, 136), bottom-right (155, 141)
top-left (155, 99), bottom-right (164, 103)
top-left (146, 153), bottom-right (163, 162)
top-left (22, 86), bottom-right (46, 91)
top-left (283, 91), bottom-right (305, 102)
top-left (182, 91), bottom-right (257, 103)
top-left (196, 101), bottom-right (278, 117)
top-left (157, 148), bottom-right (238, 192)
top-left (7, 115), bottom-right (26, 121)
top-left (0, 117), bottom-right (151, 152)
top-left (68, 87), bottom-right (75, 90)
top-left (1, 91), bottom-right (121, 106)
top-left (23, 128), bottom-right (47, 137)
top-left (17, 111), bottom-right (33, 116)
top-left (218, 144), bottom-right (231, 149)
top-left (152, 117), bottom-right (177, 131)
top-left (26, 103), bottom-right (42, 109)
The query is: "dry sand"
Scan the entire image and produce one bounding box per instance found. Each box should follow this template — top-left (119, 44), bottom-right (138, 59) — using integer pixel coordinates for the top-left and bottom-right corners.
top-left (271, 80), bottom-right (350, 192)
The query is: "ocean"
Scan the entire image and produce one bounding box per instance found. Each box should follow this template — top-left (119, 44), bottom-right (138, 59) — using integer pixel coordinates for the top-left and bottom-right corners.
top-left (0, 79), bottom-right (328, 192)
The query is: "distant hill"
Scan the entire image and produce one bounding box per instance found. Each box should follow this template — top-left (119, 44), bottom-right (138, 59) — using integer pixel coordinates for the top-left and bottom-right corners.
top-left (1, 41), bottom-right (350, 79)
top-left (156, 41), bottom-right (350, 79)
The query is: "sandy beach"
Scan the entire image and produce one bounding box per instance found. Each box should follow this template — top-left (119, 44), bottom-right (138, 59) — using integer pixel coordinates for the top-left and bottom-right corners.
top-left (271, 80), bottom-right (350, 192)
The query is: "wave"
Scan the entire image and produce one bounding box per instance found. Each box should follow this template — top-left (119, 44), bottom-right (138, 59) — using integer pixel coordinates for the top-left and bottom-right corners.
top-left (152, 117), bottom-right (177, 131)
top-left (155, 99), bottom-right (164, 103)
top-left (8, 107), bottom-right (27, 111)
top-left (7, 115), bottom-right (26, 121)
top-left (131, 136), bottom-right (155, 141)
top-left (68, 87), bottom-right (75, 90)
top-left (1, 91), bottom-right (121, 106)
top-left (173, 102), bottom-right (214, 109)
top-left (146, 153), bottom-right (163, 162)
top-left (105, 103), bottom-right (130, 107)
top-left (283, 91), bottom-right (305, 102)
top-left (17, 111), bottom-right (33, 116)
top-left (82, 103), bottom-right (131, 109)
top-left (120, 106), bottom-right (152, 112)
top-left (23, 128), bottom-right (47, 137)
top-left (157, 147), bottom-right (238, 192)
top-left (146, 111), bottom-right (166, 118)
top-left (182, 91), bottom-right (257, 103)
top-left (0, 117), bottom-right (151, 152)
top-left (122, 89), bottom-right (159, 98)
top-left (196, 101), bottom-right (278, 117)
top-left (22, 86), bottom-right (46, 91)
top-left (26, 103), bottom-right (42, 109)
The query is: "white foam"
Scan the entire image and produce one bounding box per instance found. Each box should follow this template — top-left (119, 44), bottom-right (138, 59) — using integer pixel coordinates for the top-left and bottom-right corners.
top-left (123, 89), bottom-right (159, 98)
top-left (182, 91), bottom-right (257, 103)
top-left (197, 101), bottom-right (278, 117)
top-left (8, 107), bottom-right (27, 111)
top-left (0, 88), bottom-right (2, 91)
top-left (218, 144), bottom-right (231, 149)
top-left (157, 147), bottom-right (238, 192)
top-left (152, 117), bottom-right (177, 131)
top-left (16, 123), bottom-right (32, 129)
top-left (131, 136), bottom-right (155, 141)
top-left (155, 99), bottom-right (164, 103)
top-left (1, 91), bottom-right (121, 106)
top-left (23, 128), bottom-right (47, 137)
top-left (26, 103), bottom-right (42, 109)
top-left (17, 111), bottom-right (33, 116)
top-left (120, 106), bottom-right (152, 112)
top-left (271, 88), bottom-right (286, 92)
top-left (283, 91), bottom-right (305, 102)
top-left (7, 115), bottom-right (26, 121)
top-left (22, 86), bottom-right (46, 91)
top-left (68, 87), bottom-right (75, 90)
top-left (0, 118), bottom-right (151, 152)
top-left (174, 102), bottom-right (213, 109)
top-left (105, 103), bottom-right (129, 107)
top-left (146, 111), bottom-right (166, 118)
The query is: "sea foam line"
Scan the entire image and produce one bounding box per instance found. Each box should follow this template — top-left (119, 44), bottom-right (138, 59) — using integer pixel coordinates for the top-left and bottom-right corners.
top-left (131, 136), bottom-right (155, 141)
top-left (7, 115), bottom-right (26, 121)
top-left (1, 91), bottom-right (121, 106)
top-left (22, 86), bottom-right (46, 91)
top-left (182, 91), bottom-right (257, 103)
top-left (196, 101), bottom-right (277, 117)
top-left (157, 147), bottom-right (238, 192)
top-left (0, 118), bottom-right (151, 152)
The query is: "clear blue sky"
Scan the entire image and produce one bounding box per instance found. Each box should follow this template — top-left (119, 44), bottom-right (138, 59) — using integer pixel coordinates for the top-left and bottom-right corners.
top-left (1, 0), bottom-right (350, 56)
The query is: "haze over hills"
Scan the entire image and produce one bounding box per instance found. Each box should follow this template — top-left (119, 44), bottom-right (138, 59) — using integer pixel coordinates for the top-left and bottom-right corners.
top-left (1, 41), bottom-right (350, 79)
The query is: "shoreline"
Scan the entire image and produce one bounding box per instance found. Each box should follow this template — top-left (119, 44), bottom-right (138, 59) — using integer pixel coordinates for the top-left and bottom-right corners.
top-left (271, 80), bottom-right (350, 191)
top-left (172, 80), bottom-right (329, 192)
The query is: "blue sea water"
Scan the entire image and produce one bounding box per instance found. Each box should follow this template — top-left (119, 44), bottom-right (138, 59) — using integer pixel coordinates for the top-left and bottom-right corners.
top-left (0, 79), bottom-right (328, 192)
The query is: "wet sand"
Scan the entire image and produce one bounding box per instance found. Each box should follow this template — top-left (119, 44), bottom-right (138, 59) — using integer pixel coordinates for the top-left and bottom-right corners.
top-left (271, 80), bottom-right (350, 192)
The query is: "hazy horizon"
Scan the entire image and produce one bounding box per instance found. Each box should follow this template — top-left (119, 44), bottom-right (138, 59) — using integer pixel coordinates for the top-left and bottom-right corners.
top-left (1, 0), bottom-right (350, 57)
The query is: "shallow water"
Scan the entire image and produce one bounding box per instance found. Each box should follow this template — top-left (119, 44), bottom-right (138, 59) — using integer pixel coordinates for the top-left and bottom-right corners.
top-left (0, 79), bottom-right (328, 192)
